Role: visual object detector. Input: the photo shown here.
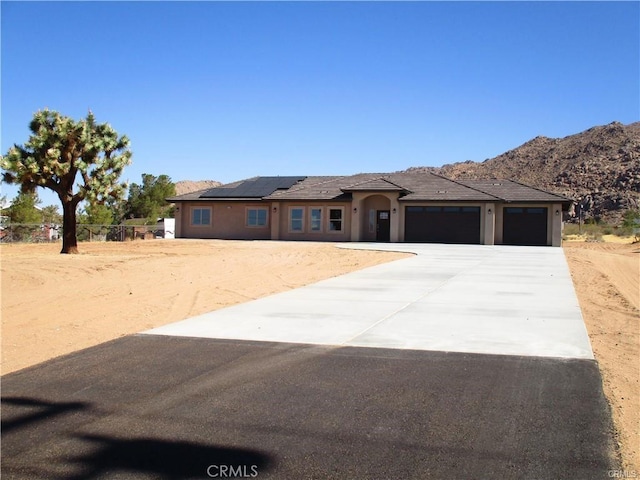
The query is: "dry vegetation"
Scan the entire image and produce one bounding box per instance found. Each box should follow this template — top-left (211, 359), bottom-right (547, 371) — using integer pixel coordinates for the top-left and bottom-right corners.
top-left (1, 238), bottom-right (638, 471)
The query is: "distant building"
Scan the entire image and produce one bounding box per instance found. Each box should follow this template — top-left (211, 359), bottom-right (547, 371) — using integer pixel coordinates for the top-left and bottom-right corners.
top-left (156, 218), bottom-right (175, 239)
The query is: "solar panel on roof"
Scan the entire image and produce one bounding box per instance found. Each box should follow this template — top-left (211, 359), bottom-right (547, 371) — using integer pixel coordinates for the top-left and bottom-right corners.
top-left (199, 176), bottom-right (306, 198)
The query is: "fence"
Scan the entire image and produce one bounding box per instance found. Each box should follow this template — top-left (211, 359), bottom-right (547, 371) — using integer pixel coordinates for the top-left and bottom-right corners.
top-left (0, 224), bottom-right (171, 243)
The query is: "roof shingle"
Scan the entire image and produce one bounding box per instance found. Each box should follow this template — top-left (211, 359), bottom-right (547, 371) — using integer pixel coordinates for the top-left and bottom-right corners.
top-left (167, 172), bottom-right (571, 204)
top-left (460, 179), bottom-right (570, 203)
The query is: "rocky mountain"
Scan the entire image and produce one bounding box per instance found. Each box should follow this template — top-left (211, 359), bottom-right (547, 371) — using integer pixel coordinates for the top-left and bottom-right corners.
top-left (174, 180), bottom-right (221, 196)
top-left (408, 121), bottom-right (640, 223)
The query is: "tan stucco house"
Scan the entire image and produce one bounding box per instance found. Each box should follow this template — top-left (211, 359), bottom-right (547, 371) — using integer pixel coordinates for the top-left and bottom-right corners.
top-left (168, 172), bottom-right (571, 246)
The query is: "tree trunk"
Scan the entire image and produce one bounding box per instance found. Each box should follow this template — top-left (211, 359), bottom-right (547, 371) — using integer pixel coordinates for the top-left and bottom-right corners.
top-left (61, 200), bottom-right (79, 254)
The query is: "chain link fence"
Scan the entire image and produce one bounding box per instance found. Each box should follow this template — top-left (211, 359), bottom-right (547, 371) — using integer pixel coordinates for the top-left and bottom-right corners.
top-left (0, 224), bottom-right (171, 243)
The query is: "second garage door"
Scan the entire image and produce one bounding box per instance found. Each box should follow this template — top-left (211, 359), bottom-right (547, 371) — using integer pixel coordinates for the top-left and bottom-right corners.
top-left (502, 207), bottom-right (548, 246)
top-left (405, 206), bottom-right (481, 244)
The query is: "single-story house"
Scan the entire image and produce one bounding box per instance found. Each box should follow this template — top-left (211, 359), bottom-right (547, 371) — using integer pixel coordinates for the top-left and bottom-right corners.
top-left (168, 172), bottom-right (572, 246)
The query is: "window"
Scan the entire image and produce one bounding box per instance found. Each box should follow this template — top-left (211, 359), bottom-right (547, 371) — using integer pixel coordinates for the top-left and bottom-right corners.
top-left (369, 209), bottom-right (376, 233)
top-left (290, 207), bottom-right (304, 232)
top-left (247, 208), bottom-right (268, 227)
top-left (192, 208), bottom-right (211, 226)
top-left (329, 208), bottom-right (343, 232)
top-left (310, 208), bottom-right (322, 232)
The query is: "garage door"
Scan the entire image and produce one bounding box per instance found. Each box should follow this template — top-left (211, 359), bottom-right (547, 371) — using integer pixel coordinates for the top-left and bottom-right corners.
top-left (405, 206), bottom-right (481, 244)
top-left (503, 207), bottom-right (548, 246)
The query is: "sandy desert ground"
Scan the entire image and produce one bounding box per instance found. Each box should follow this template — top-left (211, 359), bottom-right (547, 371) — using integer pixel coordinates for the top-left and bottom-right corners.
top-left (1, 238), bottom-right (638, 471)
top-left (563, 239), bottom-right (639, 473)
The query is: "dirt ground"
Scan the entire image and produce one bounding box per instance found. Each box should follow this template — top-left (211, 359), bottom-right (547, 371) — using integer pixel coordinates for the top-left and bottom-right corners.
top-left (0, 240), bottom-right (407, 375)
top-left (563, 239), bottom-right (639, 473)
top-left (1, 238), bottom-right (638, 471)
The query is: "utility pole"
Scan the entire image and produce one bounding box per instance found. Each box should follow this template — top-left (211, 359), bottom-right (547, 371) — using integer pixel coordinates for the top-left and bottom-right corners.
top-left (577, 203), bottom-right (582, 234)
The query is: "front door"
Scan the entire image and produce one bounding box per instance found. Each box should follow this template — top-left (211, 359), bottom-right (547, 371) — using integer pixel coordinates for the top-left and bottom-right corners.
top-left (376, 210), bottom-right (390, 242)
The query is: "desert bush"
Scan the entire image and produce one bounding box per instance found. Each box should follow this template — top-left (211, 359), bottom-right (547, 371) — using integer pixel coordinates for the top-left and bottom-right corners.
top-left (563, 216), bottom-right (637, 241)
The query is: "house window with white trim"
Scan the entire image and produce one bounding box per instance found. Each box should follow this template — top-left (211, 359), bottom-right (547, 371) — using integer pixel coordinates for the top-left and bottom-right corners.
top-left (328, 208), bottom-right (344, 232)
top-left (247, 208), bottom-right (268, 227)
top-left (290, 207), bottom-right (304, 232)
top-left (192, 207), bottom-right (211, 226)
top-left (310, 208), bottom-right (322, 232)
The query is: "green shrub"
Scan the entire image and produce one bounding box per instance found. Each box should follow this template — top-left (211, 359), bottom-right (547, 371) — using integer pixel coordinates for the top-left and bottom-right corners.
top-left (622, 209), bottom-right (640, 228)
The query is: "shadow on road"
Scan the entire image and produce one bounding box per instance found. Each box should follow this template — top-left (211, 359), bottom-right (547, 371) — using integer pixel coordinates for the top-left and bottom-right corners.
top-left (65, 434), bottom-right (272, 480)
top-left (1, 396), bottom-right (90, 434)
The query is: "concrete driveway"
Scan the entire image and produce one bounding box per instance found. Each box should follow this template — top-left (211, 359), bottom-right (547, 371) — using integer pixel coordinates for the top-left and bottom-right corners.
top-left (146, 243), bottom-right (593, 360)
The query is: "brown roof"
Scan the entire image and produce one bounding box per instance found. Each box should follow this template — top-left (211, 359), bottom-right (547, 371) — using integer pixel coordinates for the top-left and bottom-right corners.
top-left (341, 177), bottom-right (408, 192)
top-left (460, 179), bottom-right (570, 203)
top-left (265, 175), bottom-right (375, 201)
top-left (168, 172), bottom-right (570, 204)
top-left (385, 173), bottom-right (499, 201)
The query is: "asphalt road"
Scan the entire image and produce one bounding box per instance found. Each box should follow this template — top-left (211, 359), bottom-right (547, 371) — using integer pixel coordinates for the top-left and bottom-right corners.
top-left (1, 335), bottom-right (618, 479)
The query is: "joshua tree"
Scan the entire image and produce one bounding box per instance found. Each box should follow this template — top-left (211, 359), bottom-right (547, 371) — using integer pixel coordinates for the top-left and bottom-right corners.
top-left (1, 109), bottom-right (132, 253)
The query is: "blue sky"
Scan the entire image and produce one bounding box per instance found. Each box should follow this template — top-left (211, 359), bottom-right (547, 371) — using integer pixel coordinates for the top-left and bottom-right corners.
top-left (2, 1), bottom-right (639, 207)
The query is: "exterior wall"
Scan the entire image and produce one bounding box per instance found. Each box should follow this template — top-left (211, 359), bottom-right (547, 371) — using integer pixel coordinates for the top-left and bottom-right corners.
top-left (495, 206), bottom-right (504, 244)
top-left (177, 201), bottom-right (272, 240)
top-left (389, 197), bottom-right (401, 242)
top-left (270, 202), bottom-right (281, 240)
top-left (174, 205), bottom-right (183, 237)
top-left (397, 202), bottom-right (406, 242)
top-left (277, 201), bottom-right (353, 242)
top-left (349, 193), bottom-right (403, 242)
top-left (551, 203), bottom-right (563, 247)
top-left (352, 193), bottom-right (393, 242)
top-left (175, 200), bottom-right (353, 242)
top-left (484, 203), bottom-right (496, 245)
